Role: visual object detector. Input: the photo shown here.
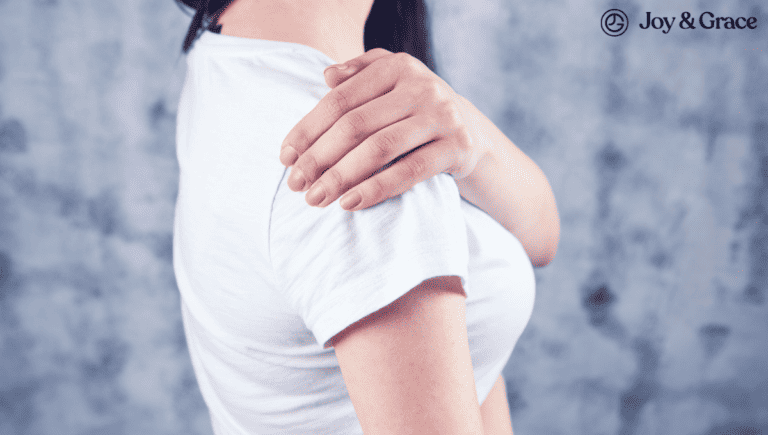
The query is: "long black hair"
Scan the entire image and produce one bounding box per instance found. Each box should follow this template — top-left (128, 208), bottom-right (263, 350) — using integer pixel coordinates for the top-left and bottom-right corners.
top-left (174, 0), bottom-right (438, 74)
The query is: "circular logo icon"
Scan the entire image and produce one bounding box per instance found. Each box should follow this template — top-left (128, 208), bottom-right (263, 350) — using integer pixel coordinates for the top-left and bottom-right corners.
top-left (602, 9), bottom-right (629, 36)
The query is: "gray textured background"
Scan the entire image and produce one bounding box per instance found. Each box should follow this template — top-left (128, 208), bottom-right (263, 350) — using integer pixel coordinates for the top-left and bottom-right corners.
top-left (0, 0), bottom-right (766, 434)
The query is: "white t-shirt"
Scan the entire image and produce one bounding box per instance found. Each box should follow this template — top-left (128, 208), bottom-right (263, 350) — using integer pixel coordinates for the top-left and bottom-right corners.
top-left (173, 30), bottom-right (536, 435)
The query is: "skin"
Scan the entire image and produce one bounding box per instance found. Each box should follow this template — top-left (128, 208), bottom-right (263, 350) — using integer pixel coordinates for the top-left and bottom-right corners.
top-left (216, 1), bottom-right (557, 432)
top-left (220, 0), bottom-right (560, 268)
top-left (284, 52), bottom-right (559, 267)
top-left (218, 0), bottom-right (373, 64)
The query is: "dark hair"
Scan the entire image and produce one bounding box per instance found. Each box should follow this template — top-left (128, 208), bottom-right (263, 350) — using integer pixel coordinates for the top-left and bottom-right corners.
top-left (174, 0), bottom-right (438, 74)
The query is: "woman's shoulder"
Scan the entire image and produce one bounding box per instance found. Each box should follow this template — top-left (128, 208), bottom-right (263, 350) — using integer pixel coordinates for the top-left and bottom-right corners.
top-left (269, 172), bottom-right (471, 349)
top-left (270, 172), bottom-right (464, 241)
top-left (190, 31), bottom-right (335, 106)
top-left (269, 172), bottom-right (468, 289)
top-left (177, 34), bottom-right (337, 191)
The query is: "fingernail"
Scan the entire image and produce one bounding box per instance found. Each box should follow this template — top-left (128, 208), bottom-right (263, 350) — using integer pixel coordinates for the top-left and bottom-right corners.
top-left (306, 183), bottom-right (326, 206)
top-left (289, 168), bottom-right (307, 191)
top-left (325, 64), bottom-right (348, 74)
top-left (280, 147), bottom-right (298, 166)
top-left (340, 191), bottom-right (362, 210)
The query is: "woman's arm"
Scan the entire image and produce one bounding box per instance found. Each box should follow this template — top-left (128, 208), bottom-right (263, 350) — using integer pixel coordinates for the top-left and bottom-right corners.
top-left (280, 50), bottom-right (560, 267)
top-left (453, 95), bottom-right (560, 268)
top-left (480, 374), bottom-right (514, 435)
top-left (330, 276), bottom-right (486, 435)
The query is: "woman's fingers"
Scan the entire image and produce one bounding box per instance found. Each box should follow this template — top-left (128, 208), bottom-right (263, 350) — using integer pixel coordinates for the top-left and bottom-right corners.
top-left (305, 113), bottom-right (451, 208)
top-left (339, 139), bottom-right (455, 211)
top-left (279, 49), bottom-right (395, 169)
top-left (279, 48), bottom-right (474, 211)
top-left (289, 87), bottom-right (419, 194)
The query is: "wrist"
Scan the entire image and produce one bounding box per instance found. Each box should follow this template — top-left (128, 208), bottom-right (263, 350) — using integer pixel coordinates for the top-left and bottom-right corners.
top-left (454, 94), bottom-right (494, 178)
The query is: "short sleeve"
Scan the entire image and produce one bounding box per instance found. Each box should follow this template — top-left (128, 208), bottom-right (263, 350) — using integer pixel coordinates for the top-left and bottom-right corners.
top-left (269, 172), bottom-right (470, 349)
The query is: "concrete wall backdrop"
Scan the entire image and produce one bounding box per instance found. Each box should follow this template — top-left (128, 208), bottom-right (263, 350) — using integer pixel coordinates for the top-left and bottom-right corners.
top-left (0, 0), bottom-right (765, 434)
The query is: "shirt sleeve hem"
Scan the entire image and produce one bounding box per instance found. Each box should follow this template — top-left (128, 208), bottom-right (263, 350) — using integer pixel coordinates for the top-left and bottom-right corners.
top-left (310, 243), bottom-right (470, 349)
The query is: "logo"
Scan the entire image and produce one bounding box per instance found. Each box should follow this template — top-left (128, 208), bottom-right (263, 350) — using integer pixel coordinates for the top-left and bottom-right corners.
top-left (602, 9), bottom-right (629, 36)
top-left (602, 10), bottom-right (758, 36)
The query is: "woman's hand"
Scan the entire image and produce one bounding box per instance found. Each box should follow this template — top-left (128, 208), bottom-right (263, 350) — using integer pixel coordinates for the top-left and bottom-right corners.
top-left (279, 48), bottom-right (488, 211)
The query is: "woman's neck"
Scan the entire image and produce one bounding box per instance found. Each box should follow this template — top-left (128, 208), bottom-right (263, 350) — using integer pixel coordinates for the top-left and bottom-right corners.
top-left (217, 0), bottom-right (374, 64)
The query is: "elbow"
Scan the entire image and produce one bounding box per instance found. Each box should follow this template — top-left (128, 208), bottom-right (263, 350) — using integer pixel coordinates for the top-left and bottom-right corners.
top-left (529, 203), bottom-right (560, 268)
top-left (531, 234), bottom-right (559, 267)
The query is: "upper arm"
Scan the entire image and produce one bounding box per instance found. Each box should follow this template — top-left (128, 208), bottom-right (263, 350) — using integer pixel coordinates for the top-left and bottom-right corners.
top-left (480, 375), bottom-right (513, 435)
top-left (330, 276), bottom-right (485, 435)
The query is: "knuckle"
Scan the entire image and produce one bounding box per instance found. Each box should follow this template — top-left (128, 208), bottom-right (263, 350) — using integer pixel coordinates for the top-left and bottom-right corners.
top-left (403, 153), bottom-right (428, 180)
top-left (300, 152), bottom-right (321, 181)
top-left (326, 90), bottom-right (350, 118)
top-left (395, 51), bottom-right (411, 62)
top-left (370, 132), bottom-right (398, 160)
top-left (418, 80), bottom-right (443, 106)
top-left (398, 52), bottom-right (420, 71)
top-left (455, 124), bottom-right (473, 147)
top-left (444, 100), bottom-right (464, 128)
top-left (393, 52), bottom-right (421, 76)
top-left (340, 109), bottom-right (367, 140)
top-left (429, 80), bottom-right (444, 99)
top-left (323, 166), bottom-right (346, 193)
top-left (368, 175), bottom-right (388, 202)
top-left (291, 128), bottom-right (311, 152)
top-left (430, 99), bottom-right (462, 136)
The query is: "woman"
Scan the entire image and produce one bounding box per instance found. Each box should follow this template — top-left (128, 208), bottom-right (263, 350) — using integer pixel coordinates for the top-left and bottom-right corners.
top-left (173, 0), bottom-right (560, 433)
